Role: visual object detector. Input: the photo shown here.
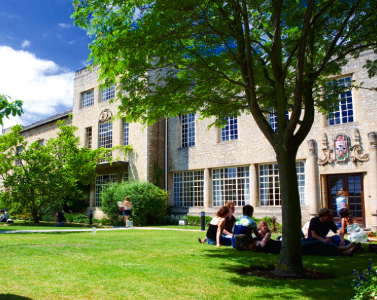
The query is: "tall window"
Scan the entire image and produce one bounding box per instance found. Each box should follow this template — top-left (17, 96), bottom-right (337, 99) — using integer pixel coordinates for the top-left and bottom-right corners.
top-left (95, 174), bottom-right (117, 206)
top-left (212, 167), bottom-right (250, 206)
top-left (221, 117), bottom-right (238, 141)
top-left (122, 170), bottom-right (129, 182)
top-left (269, 111), bottom-right (290, 132)
top-left (181, 113), bottom-right (195, 147)
top-left (101, 84), bottom-right (115, 102)
top-left (173, 171), bottom-right (204, 206)
top-left (15, 146), bottom-right (23, 166)
top-left (86, 127), bottom-right (92, 149)
top-left (37, 140), bottom-right (44, 146)
top-left (328, 76), bottom-right (354, 125)
top-left (82, 90), bottom-right (94, 108)
top-left (99, 121), bottom-right (112, 149)
top-left (259, 161), bottom-right (306, 206)
top-left (123, 120), bottom-right (129, 146)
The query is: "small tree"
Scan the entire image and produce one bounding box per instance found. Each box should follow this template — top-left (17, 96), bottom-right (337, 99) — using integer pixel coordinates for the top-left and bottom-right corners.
top-left (0, 95), bottom-right (23, 126)
top-left (101, 180), bottom-right (168, 226)
top-left (0, 122), bottom-right (111, 222)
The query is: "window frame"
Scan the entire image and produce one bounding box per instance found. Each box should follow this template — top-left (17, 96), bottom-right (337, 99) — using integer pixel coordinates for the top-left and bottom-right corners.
top-left (221, 117), bottom-right (238, 141)
top-left (81, 89), bottom-right (94, 108)
top-left (101, 84), bottom-right (115, 102)
top-left (95, 174), bottom-right (117, 207)
top-left (181, 113), bottom-right (195, 148)
top-left (258, 161), bottom-right (306, 206)
top-left (123, 119), bottom-right (129, 146)
top-left (212, 166), bottom-right (250, 207)
top-left (173, 170), bottom-right (204, 207)
top-left (328, 76), bottom-right (354, 126)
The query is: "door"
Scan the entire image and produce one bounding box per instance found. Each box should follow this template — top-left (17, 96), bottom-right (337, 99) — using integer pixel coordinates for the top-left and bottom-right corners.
top-left (327, 173), bottom-right (365, 227)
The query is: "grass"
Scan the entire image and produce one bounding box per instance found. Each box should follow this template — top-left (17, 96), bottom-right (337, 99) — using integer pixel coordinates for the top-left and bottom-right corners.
top-left (0, 228), bottom-right (373, 300)
top-left (0, 221), bottom-right (93, 231)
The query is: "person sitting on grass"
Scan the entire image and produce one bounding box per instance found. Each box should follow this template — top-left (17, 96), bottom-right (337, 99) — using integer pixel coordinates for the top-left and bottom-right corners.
top-left (248, 220), bottom-right (358, 256)
top-left (0, 209), bottom-right (10, 223)
top-left (198, 201), bottom-right (235, 244)
top-left (306, 207), bottom-right (350, 246)
top-left (199, 206), bottom-right (231, 247)
top-left (232, 205), bottom-right (262, 250)
top-left (339, 208), bottom-right (368, 244)
top-left (55, 210), bottom-right (66, 227)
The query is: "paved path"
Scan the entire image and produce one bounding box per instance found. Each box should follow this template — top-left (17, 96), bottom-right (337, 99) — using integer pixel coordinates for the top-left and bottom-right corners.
top-left (0, 227), bottom-right (204, 234)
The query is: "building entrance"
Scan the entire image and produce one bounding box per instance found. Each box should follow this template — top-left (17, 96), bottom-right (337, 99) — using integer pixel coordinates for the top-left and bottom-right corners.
top-left (327, 173), bottom-right (365, 227)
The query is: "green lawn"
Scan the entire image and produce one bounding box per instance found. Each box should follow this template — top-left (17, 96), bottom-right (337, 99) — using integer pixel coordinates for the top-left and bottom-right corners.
top-left (0, 221), bottom-right (93, 231)
top-left (0, 228), bottom-right (372, 300)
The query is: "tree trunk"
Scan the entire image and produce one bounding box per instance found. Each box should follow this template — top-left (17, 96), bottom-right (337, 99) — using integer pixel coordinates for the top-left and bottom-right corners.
top-left (274, 148), bottom-right (304, 276)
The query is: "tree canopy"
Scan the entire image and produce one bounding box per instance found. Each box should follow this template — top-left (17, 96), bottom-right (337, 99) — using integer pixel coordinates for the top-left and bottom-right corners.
top-left (73, 0), bottom-right (377, 276)
top-left (0, 122), bottom-right (112, 223)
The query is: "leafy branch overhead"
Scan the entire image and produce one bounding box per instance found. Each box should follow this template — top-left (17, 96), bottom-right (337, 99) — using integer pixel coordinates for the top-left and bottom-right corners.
top-left (0, 95), bottom-right (23, 126)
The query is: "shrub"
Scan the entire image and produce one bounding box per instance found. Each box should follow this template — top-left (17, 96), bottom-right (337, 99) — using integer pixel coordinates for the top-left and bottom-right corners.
top-left (185, 215), bottom-right (212, 226)
top-left (41, 211), bottom-right (55, 222)
top-left (65, 213), bottom-right (75, 223)
top-left (101, 180), bottom-right (168, 226)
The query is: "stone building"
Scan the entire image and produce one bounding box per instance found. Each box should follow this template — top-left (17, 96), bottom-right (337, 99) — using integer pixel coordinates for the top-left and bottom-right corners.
top-left (168, 51), bottom-right (377, 229)
top-left (72, 66), bottom-right (165, 218)
top-left (4, 51), bottom-right (377, 228)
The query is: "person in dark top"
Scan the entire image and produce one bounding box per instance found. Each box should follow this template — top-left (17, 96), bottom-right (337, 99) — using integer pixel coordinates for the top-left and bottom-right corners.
top-left (306, 207), bottom-right (350, 246)
top-left (198, 201), bottom-right (235, 245)
top-left (199, 206), bottom-right (231, 247)
top-left (55, 211), bottom-right (66, 227)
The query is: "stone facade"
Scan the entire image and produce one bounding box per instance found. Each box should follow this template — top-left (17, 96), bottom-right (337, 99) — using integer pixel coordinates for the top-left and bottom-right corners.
top-left (169, 51), bottom-right (377, 228)
top-left (72, 67), bottom-right (165, 218)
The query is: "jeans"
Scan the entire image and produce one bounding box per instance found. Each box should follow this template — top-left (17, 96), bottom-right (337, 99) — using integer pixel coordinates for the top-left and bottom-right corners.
top-left (207, 234), bottom-right (232, 246)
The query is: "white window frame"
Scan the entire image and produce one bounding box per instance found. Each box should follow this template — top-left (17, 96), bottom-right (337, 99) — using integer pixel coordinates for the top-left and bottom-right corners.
top-left (328, 76), bottom-right (354, 125)
top-left (82, 89), bottom-right (94, 108)
top-left (99, 121), bottom-right (113, 149)
top-left (173, 171), bottom-right (204, 207)
top-left (181, 113), bottom-right (195, 148)
top-left (85, 127), bottom-right (92, 149)
top-left (212, 166), bottom-right (250, 207)
top-left (101, 84), bottom-right (115, 102)
top-left (259, 161), bottom-right (306, 206)
top-left (221, 117), bottom-right (238, 141)
top-left (123, 120), bottom-right (129, 146)
top-left (95, 174), bottom-right (117, 207)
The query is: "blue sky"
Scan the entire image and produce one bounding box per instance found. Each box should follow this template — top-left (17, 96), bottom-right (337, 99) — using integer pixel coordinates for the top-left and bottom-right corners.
top-left (0, 0), bottom-right (93, 130)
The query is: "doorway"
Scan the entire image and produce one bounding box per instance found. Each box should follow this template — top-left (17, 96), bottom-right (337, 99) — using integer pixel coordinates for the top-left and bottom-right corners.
top-left (327, 173), bottom-right (365, 227)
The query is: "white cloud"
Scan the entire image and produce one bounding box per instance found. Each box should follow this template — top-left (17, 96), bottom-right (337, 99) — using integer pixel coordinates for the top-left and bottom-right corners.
top-left (0, 46), bottom-right (74, 129)
top-left (68, 40), bottom-right (75, 45)
top-left (21, 40), bottom-right (31, 48)
top-left (58, 23), bottom-right (71, 29)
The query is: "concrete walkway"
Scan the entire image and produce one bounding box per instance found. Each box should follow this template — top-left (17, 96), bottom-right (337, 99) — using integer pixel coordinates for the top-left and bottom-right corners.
top-left (0, 227), bottom-right (204, 234)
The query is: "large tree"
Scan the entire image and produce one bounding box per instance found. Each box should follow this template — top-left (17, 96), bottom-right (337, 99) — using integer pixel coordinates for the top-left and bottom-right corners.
top-left (73, 0), bottom-right (377, 275)
top-left (0, 122), bottom-right (112, 223)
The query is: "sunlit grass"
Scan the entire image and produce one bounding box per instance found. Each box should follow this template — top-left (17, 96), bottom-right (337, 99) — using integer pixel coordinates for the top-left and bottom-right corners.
top-left (0, 229), bottom-right (372, 299)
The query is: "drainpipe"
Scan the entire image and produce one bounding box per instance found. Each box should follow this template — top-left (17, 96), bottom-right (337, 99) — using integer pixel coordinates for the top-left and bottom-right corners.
top-left (165, 117), bottom-right (168, 192)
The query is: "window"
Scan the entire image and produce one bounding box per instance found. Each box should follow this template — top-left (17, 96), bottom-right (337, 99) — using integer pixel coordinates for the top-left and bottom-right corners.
top-left (122, 171), bottom-right (129, 182)
top-left (123, 120), bottom-right (129, 146)
top-left (15, 146), bottom-right (23, 166)
top-left (212, 167), bottom-right (250, 206)
top-left (269, 111), bottom-right (290, 132)
top-left (328, 77), bottom-right (353, 125)
top-left (82, 90), bottom-right (94, 108)
top-left (259, 161), bottom-right (306, 206)
top-left (86, 127), bottom-right (92, 149)
top-left (181, 113), bottom-right (195, 147)
top-left (99, 121), bottom-right (112, 149)
top-left (95, 174), bottom-right (117, 206)
top-left (173, 171), bottom-right (204, 206)
top-left (101, 84), bottom-right (115, 102)
top-left (37, 140), bottom-right (44, 147)
top-left (221, 117), bottom-right (238, 141)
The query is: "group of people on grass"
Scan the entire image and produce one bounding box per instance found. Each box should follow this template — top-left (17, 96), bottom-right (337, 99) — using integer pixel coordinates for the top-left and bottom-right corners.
top-left (199, 198), bottom-right (368, 256)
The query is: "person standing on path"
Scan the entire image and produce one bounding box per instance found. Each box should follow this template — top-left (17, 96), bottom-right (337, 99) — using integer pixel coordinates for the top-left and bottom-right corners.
top-left (122, 196), bottom-right (132, 227)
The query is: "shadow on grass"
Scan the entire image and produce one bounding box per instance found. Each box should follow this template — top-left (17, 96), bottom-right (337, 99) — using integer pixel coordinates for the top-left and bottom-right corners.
top-left (203, 245), bottom-right (376, 299)
top-left (0, 294), bottom-right (33, 300)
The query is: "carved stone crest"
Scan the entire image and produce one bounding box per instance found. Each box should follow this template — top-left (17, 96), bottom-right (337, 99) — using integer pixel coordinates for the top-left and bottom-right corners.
top-left (334, 134), bottom-right (349, 162)
top-left (99, 109), bottom-right (113, 122)
top-left (351, 129), bottom-right (369, 163)
top-left (317, 134), bottom-right (334, 165)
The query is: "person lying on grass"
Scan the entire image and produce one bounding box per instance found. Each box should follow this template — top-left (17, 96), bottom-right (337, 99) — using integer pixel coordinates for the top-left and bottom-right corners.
top-left (199, 201), bottom-right (235, 245)
top-left (0, 209), bottom-right (10, 223)
top-left (199, 206), bottom-right (232, 247)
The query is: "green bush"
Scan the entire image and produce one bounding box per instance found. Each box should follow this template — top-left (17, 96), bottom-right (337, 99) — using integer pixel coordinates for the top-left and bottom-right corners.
top-left (185, 215), bottom-right (212, 226)
top-left (101, 180), bottom-right (168, 226)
